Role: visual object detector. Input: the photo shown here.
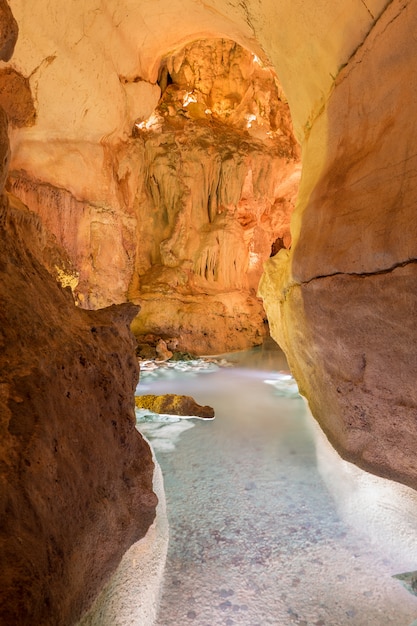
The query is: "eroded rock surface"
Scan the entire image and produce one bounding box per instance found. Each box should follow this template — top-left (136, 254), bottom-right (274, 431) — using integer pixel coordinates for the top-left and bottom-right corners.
top-left (0, 76), bottom-right (157, 624)
top-left (0, 67), bottom-right (36, 127)
top-left (0, 0), bottom-right (17, 61)
top-left (2, 0), bottom-right (417, 509)
top-left (127, 39), bottom-right (300, 353)
top-left (0, 194), bottom-right (157, 625)
top-left (8, 38), bottom-right (300, 354)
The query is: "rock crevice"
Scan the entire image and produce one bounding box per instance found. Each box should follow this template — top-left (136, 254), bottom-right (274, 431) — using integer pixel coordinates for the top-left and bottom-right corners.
top-left (299, 256), bottom-right (417, 285)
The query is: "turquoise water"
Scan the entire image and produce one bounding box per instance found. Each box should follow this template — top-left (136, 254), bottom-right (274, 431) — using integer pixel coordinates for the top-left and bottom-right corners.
top-left (136, 344), bottom-right (417, 626)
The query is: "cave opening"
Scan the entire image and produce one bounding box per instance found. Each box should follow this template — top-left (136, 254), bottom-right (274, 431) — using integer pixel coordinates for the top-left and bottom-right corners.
top-left (127, 37), bottom-right (301, 357)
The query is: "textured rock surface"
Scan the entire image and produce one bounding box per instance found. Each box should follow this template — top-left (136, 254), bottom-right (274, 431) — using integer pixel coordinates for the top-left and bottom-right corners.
top-left (135, 394), bottom-right (215, 418)
top-left (131, 292), bottom-right (269, 356)
top-left (260, 0), bottom-right (417, 490)
top-left (0, 67), bottom-right (36, 127)
top-left (7, 38), bottom-right (300, 353)
top-left (0, 194), bottom-right (157, 625)
top-left (0, 17), bottom-right (157, 617)
top-left (6, 172), bottom-right (138, 308)
top-left (5, 0), bottom-right (390, 147)
top-left (2, 0), bottom-right (417, 509)
top-left (0, 0), bottom-right (17, 61)
top-left (127, 40), bottom-right (299, 353)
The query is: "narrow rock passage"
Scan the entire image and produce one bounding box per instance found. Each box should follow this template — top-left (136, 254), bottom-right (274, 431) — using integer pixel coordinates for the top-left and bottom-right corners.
top-left (136, 344), bottom-right (417, 626)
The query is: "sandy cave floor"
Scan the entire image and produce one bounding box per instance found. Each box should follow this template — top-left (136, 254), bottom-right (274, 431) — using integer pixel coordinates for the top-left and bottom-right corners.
top-left (135, 344), bottom-right (417, 626)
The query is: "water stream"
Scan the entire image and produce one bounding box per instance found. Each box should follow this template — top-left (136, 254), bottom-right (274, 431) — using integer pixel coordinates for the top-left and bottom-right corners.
top-left (135, 342), bottom-right (417, 626)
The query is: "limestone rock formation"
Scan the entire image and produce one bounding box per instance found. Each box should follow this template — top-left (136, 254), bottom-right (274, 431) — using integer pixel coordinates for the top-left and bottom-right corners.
top-left (135, 394), bottom-right (215, 419)
top-left (2, 0), bottom-right (417, 520)
top-left (128, 40), bottom-right (300, 353)
top-left (0, 67), bottom-right (36, 127)
top-left (7, 37), bottom-right (300, 354)
top-left (0, 0), bottom-right (17, 61)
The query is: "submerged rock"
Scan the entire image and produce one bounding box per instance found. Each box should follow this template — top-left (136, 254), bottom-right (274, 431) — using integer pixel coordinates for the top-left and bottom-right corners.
top-left (393, 571), bottom-right (417, 597)
top-left (135, 394), bottom-right (215, 418)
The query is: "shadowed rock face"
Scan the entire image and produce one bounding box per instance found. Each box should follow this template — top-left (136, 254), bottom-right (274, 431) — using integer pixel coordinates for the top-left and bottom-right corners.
top-left (0, 4), bottom-right (157, 622)
top-left (0, 190), bottom-right (158, 625)
top-left (0, 67), bottom-right (36, 127)
top-left (0, 0), bottom-right (17, 61)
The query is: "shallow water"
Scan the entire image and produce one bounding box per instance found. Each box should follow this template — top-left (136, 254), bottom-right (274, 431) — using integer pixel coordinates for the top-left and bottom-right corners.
top-left (136, 343), bottom-right (417, 626)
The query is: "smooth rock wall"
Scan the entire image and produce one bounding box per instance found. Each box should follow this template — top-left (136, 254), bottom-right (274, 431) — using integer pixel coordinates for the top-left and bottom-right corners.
top-left (260, 0), bottom-right (417, 490)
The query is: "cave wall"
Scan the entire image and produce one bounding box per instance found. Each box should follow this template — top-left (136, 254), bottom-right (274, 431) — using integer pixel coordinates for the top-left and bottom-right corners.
top-left (0, 189), bottom-right (158, 626)
top-left (1, 0), bottom-right (417, 622)
top-left (1, 0), bottom-right (416, 532)
top-left (1, 185), bottom-right (158, 626)
top-left (4, 0), bottom-right (388, 354)
top-left (259, 0), bottom-right (417, 488)
top-left (127, 39), bottom-right (300, 354)
top-left (6, 36), bottom-right (301, 354)
top-left (0, 4), bottom-right (158, 624)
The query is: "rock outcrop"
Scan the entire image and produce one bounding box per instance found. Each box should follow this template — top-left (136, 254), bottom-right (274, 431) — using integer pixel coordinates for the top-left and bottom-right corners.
top-left (0, 67), bottom-right (36, 127)
top-left (0, 190), bottom-right (158, 625)
top-left (0, 0), bottom-right (17, 61)
top-left (135, 394), bottom-right (215, 419)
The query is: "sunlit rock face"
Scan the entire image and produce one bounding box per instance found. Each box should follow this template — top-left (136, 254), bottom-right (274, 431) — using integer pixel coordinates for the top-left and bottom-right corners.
top-left (8, 37), bottom-right (300, 354)
top-left (260, 0), bottom-right (417, 490)
top-left (4, 0), bottom-right (417, 493)
top-left (129, 39), bottom-right (300, 353)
